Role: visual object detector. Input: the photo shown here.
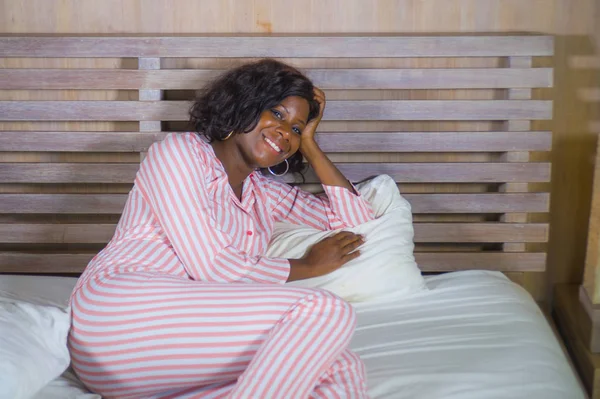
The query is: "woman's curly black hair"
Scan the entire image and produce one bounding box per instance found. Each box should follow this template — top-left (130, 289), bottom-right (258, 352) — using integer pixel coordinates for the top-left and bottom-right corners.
top-left (189, 59), bottom-right (320, 175)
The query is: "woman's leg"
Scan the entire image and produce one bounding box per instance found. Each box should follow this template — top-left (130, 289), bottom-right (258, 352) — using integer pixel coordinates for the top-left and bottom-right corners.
top-left (68, 272), bottom-right (368, 399)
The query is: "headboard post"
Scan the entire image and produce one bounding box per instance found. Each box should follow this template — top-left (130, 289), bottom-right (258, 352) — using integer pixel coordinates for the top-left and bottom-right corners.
top-left (138, 57), bottom-right (162, 162)
top-left (501, 56), bottom-right (534, 253)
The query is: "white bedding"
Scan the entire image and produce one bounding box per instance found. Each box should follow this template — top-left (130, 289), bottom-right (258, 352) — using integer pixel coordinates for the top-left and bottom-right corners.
top-left (0, 271), bottom-right (585, 399)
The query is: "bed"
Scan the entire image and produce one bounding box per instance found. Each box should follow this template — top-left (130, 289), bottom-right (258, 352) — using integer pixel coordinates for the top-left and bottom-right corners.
top-left (0, 34), bottom-right (586, 398)
top-left (0, 271), bottom-right (584, 399)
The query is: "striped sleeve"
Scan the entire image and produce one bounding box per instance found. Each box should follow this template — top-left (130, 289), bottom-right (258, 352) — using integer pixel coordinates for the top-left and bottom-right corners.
top-left (135, 133), bottom-right (290, 284)
top-left (266, 178), bottom-right (375, 230)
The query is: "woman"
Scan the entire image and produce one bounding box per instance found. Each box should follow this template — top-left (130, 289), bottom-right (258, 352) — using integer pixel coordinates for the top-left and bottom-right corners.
top-left (68, 59), bottom-right (374, 399)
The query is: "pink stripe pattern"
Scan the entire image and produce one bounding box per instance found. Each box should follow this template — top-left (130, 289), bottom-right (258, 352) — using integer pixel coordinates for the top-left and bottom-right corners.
top-left (69, 132), bottom-right (373, 398)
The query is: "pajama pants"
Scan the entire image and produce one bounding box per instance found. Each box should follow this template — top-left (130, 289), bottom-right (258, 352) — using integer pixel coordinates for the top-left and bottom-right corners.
top-left (68, 272), bottom-right (369, 399)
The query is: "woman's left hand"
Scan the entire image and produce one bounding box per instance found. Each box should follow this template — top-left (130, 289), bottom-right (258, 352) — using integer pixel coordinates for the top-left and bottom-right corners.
top-left (300, 87), bottom-right (325, 148)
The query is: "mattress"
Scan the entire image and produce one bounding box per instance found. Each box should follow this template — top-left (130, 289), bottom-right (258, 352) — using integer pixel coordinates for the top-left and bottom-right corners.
top-left (0, 271), bottom-right (585, 399)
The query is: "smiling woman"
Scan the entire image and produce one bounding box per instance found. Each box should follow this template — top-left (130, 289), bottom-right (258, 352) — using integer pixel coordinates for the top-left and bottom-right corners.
top-left (190, 59), bottom-right (321, 178)
top-left (67, 59), bottom-right (375, 398)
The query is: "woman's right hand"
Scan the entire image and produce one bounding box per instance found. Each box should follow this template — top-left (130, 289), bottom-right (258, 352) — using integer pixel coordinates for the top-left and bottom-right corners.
top-left (302, 232), bottom-right (365, 278)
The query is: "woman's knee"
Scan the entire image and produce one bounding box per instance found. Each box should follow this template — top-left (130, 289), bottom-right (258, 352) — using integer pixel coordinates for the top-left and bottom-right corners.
top-left (296, 288), bottom-right (357, 332)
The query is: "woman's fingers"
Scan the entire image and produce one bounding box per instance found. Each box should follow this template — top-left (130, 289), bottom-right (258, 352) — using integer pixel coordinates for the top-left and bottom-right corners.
top-left (332, 232), bottom-right (364, 254)
top-left (342, 250), bottom-right (361, 261)
top-left (334, 231), bottom-right (359, 241)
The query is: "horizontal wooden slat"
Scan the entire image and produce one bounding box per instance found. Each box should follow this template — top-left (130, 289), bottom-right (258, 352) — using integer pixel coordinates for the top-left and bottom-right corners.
top-left (0, 164), bottom-right (139, 183)
top-left (0, 194), bottom-right (128, 214)
top-left (0, 223), bottom-right (548, 243)
top-left (0, 193), bottom-right (550, 214)
top-left (0, 131), bottom-right (553, 152)
top-left (404, 193), bottom-right (550, 213)
top-left (0, 163), bottom-right (551, 183)
top-left (416, 252), bottom-right (546, 272)
top-left (414, 223), bottom-right (548, 243)
top-left (0, 131), bottom-right (169, 152)
top-left (0, 68), bottom-right (554, 90)
top-left (289, 163), bottom-right (551, 183)
top-left (0, 100), bottom-right (553, 121)
top-left (0, 36), bottom-right (554, 58)
top-left (0, 224), bottom-right (116, 243)
top-left (0, 251), bottom-right (547, 274)
top-left (315, 132), bottom-right (553, 152)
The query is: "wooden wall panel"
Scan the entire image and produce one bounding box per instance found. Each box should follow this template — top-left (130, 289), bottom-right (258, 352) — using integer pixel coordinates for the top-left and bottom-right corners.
top-left (1, 0), bottom-right (599, 305)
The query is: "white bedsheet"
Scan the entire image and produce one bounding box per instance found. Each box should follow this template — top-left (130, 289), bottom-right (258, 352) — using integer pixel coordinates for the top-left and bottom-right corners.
top-left (351, 271), bottom-right (584, 398)
top-left (1, 271), bottom-right (585, 399)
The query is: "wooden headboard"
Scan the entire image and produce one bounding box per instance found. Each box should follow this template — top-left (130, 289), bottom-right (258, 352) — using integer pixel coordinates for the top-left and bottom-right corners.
top-left (0, 35), bottom-right (554, 285)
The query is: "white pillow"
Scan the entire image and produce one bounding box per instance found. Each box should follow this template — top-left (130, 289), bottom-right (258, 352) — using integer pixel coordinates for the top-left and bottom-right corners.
top-left (0, 299), bottom-right (71, 399)
top-left (267, 174), bottom-right (427, 302)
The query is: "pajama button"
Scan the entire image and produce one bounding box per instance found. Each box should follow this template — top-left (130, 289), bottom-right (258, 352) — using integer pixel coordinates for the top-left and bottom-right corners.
top-left (247, 231), bottom-right (253, 236)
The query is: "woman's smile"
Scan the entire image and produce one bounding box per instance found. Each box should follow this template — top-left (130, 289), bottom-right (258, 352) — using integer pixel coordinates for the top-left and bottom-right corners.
top-left (263, 134), bottom-right (284, 154)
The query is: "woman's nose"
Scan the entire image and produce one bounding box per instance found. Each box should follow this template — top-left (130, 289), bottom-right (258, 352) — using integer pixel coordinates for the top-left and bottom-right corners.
top-left (275, 123), bottom-right (292, 139)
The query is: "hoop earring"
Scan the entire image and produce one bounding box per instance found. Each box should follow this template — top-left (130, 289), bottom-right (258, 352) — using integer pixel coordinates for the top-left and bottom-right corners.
top-left (268, 159), bottom-right (290, 177)
top-left (222, 130), bottom-right (234, 141)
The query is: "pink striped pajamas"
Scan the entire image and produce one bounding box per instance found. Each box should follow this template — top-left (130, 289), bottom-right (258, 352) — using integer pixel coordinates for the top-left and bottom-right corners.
top-left (68, 133), bottom-right (374, 398)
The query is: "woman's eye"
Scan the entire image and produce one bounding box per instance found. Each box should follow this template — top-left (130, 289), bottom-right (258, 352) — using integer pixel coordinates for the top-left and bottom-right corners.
top-left (271, 109), bottom-right (282, 119)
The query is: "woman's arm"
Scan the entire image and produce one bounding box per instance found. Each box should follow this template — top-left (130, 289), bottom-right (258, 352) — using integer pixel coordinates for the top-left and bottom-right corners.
top-left (266, 88), bottom-right (374, 229)
top-left (300, 88), bottom-right (357, 194)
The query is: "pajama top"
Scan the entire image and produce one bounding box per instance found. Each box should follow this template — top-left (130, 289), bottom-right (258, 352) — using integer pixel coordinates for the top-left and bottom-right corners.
top-left (75, 132), bottom-right (374, 290)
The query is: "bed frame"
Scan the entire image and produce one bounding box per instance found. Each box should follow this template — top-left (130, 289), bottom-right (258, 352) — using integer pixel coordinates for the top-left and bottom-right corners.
top-left (0, 34), bottom-right (554, 296)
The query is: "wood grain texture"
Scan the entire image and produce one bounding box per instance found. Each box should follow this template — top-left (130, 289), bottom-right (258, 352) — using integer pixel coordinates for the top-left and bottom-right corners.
top-left (501, 56), bottom-right (532, 256)
top-left (0, 193), bottom-right (550, 214)
top-left (0, 68), bottom-right (554, 90)
top-left (584, 139), bottom-right (600, 303)
top-left (0, 100), bottom-right (553, 121)
top-left (0, 0), bottom-right (594, 310)
top-left (0, 163), bottom-right (551, 184)
top-left (0, 131), bottom-right (553, 153)
top-left (3, 0), bottom-right (591, 304)
top-left (0, 223), bottom-right (548, 244)
top-left (0, 251), bottom-right (547, 274)
top-left (0, 36), bottom-right (554, 58)
top-left (554, 284), bottom-right (600, 397)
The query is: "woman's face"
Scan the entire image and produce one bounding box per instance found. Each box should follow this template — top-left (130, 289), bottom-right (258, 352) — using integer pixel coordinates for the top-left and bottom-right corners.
top-left (235, 96), bottom-right (310, 169)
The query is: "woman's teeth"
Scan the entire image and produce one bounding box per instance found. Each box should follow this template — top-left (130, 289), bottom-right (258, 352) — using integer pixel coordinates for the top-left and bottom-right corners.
top-left (264, 137), bottom-right (282, 153)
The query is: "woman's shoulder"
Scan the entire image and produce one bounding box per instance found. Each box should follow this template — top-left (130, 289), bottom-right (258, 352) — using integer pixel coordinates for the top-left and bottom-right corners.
top-left (160, 131), bottom-right (208, 149)
top-left (153, 132), bottom-right (212, 162)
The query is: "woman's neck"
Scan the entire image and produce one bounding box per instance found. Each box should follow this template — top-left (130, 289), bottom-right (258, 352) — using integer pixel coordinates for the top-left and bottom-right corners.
top-left (210, 140), bottom-right (253, 190)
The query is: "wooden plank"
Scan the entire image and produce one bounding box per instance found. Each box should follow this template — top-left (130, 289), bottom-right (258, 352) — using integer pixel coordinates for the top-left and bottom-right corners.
top-left (315, 132), bottom-right (553, 152)
top-left (0, 131), bottom-right (553, 153)
top-left (0, 164), bottom-right (139, 183)
top-left (0, 163), bottom-right (551, 183)
top-left (414, 223), bottom-right (548, 243)
top-left (0, 100), bottom-right (553, 121)
top-left (0, 224), bottom-right (117, 243)
top-left (138, 58), bottom-right (162, 132)
top-left (138, 57), bottom-right (162, 162)
top-left (0, 223), bottom-right (548, 243)
top-left (0, 68), bottom-right (554, 90)
top-left (583, 139), bottom-right (600, 304)
top-left (0, 193), bottom-right (550, 214)
top-left (0, 194), bottom-right (128, 213)
top-left (0, 131), bottom-right (169, 152)
top-left (0, 251), bottom-right (547, 274)
top-left (286, 163), bottom-right (551, 184)
top-left (415, 252), bottom-right (546, 272)
top-left (502, 56), bottom-right (532, 253)
top-left (0, 36), bottom-right (554, 58)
